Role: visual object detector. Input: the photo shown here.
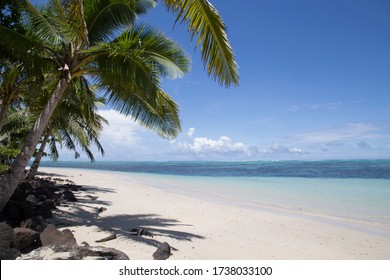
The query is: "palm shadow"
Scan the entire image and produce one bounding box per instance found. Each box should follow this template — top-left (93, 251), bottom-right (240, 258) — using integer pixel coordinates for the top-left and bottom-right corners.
top-left (51, 183), bottom-right (205, 251)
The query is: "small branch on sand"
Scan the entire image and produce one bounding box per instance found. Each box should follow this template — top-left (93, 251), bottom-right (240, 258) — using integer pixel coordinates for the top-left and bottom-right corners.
top-left (95, 230), bottom-right (116, 243)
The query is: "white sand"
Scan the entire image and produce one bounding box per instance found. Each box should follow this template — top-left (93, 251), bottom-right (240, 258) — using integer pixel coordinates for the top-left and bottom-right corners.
top-left (40, 167), bottom-right (390, 260)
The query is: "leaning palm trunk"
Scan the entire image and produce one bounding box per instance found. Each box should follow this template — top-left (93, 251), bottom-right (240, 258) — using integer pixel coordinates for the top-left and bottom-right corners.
top-left (0, 102), bottom-right (8, 132)
top-left (0, 76), bottom-right (69, 212)
top-left (27, 132), bottom-right (50, 180)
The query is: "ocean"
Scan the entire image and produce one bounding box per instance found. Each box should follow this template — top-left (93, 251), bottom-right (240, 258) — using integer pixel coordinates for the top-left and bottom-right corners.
top-left (39, 160), bottom-right (390, 226)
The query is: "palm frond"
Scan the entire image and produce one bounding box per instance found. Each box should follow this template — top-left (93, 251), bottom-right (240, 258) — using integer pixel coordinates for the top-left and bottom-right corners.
top-left (48, 135), bottom-right (60, 161)
top-left (0, 25), bottom-right (45, 67)
top-left (1, 108), bottom-right (31, 137)
top-left (89, 25), bottom-right (190, 95)
top-left (92, 43), bottom-right (161, 101)
top-left (22, 0), bottom-right (65, 45)
top-left (47, 76), bottom-right (106, 161)
top-left (84, 0), bottom-right (157, 44)
top-left (127, 25), bottom-right (191, 79)
top-left (164, 0), bottom-right (239, 87)
top-left (98, 76), bottom-right (181, 138)
top-left (66, 0), bottom-right (90, 48)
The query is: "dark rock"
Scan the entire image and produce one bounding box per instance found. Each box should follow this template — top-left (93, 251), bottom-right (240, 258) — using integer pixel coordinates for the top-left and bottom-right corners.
top-left (65, 184), bottom-right (80, 192)
top-left (40, 199), bottom-right (56, 210)
top-left (0, 222), bottom-right (20, 259)
top-left (3, 199), bottom-right (52, 222)
top-left (34, 203), bottom-right (53, 219)
top-left (40, 224), bottom-right (77, 247)
top-left (0, 248), bottom-right (21, 260)
top-left (60, 189), bottom-right (78, 202)
top-left (19, 202), bottom-right (35, 219)
top-left (19, 245), bottom-right (130, 260)
top-left (18, 181), bottom-right (34, 193)
top-left (34, 186), bottom-right (56, 199)
top-left (38, 179), bottom-right (56, 190)
top-left (20, 216), bottom-right (47, 232)
top-left (26, 194), bottom-right (41, 204)
top-left (13, 227), bottom-right (40, 250)
top-left (5, 199), bottom-right (55, 225)
top-left (2, 202), bottom-right (23, 225)
top-left (152, 242), bottom-right (172, 260)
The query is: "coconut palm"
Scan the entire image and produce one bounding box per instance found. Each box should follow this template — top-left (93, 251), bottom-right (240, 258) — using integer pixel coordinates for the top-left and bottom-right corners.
top-left (27, 77), bottom-right (107, 179)
top-left (0, 0), bottom-right (239, 211)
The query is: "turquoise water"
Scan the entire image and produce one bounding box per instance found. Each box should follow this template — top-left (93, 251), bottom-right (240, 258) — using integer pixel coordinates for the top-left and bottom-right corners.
top-left (123, 173), bottom-right (390, 225)
top-left (40, 160), bottom-right (390, 225)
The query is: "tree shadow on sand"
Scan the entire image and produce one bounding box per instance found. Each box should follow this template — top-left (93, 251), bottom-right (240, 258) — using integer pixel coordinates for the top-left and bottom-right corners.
top-left (50, 183), bottom-right (205, 252)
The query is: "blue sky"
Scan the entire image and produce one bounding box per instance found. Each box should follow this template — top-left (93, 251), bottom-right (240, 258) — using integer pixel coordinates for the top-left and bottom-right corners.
top-left (39, 0), bottom-right (390, 161)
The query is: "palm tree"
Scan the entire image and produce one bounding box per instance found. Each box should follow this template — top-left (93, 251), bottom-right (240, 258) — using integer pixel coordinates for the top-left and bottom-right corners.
top-left (0, 0), bottom-right (239, 212)
top-left (28, 77), bottom-right (107, 179)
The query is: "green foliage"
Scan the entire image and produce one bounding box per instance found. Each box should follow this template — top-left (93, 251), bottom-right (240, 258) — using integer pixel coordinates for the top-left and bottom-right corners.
top-left (0, 0), bottom-right (239, 168)
top-left (0, 145), bottom-right (19, 173)
top-left (0, 0), bottom-right (25, 33)
top-left (163, 0), bottom-right (239, 87)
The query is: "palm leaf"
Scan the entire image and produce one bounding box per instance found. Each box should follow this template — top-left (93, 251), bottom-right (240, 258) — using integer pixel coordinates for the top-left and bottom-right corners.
top-left (0, 25), bottom-right (48, 70)
top-left (22, 0), bottom-right (65, 45)
top-left (94, 59), bottom-right (181, 138)
top-left (89, 26), bottom-right (187, 138)
top-left (105, 86), bottom-right (181, 138)
top-left (48, 135), bottom-right (60, 161)
top-left (164, 0), bottom-right (239, 87)
top-left (65, 0), bottom-right (91, 48)
top-left (84, 0), bottom-right (157, 44)
top-left (116, 25), bottom-right (191, 78)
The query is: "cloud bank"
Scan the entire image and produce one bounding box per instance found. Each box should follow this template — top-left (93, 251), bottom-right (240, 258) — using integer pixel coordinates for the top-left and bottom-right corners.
top-left (53, 113), bottom-right (390, 161)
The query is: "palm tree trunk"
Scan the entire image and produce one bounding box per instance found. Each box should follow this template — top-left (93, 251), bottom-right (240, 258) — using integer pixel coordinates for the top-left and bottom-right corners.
top-left (0, 102), bottom-right (9, 132)
top-left (27, 132), bottom-right (50, 180)
top-left (0, 76), bottom-right (69, 212)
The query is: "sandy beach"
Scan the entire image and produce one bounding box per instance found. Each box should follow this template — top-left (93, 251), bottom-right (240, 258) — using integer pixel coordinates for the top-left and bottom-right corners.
top-left (38, 167), bottom-right (390, 260)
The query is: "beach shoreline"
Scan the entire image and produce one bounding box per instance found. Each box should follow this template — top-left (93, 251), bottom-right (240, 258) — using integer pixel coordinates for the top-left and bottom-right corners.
top-left (38, 167), bottom-right (390, 260)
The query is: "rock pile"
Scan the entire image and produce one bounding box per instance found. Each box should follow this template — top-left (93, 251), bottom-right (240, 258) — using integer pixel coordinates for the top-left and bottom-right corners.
top-left (0, 177), bottom-right (129, 260)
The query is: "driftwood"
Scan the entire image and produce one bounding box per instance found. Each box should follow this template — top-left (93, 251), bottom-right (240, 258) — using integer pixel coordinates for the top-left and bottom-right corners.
top-left (95, 230), bottom-right (116, 243)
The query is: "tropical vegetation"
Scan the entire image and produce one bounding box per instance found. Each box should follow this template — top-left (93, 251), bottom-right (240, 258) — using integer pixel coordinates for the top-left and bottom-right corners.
top-left (0, 0), bottom-right (239, 212)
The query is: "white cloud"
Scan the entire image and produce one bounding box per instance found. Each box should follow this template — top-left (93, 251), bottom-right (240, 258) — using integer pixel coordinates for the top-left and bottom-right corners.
top-left (262, 142), bottom-right (306, 155)
top-left (173, 132), bottom-right (308, 160)
top-left (175, 133), bottom-right (259, 159)
top-left (98, 109), bottom-right (143, 147)
top-left (179, 136), bottom-right (247, 154)
top-left (187, 127), bottom-right (195, 138)
top-left (53, 116), bottom-right (390, 161)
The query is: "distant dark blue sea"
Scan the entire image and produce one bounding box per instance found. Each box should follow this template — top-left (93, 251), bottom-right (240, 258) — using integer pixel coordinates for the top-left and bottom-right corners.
top-left (40, 160), bottom-right (390, 179)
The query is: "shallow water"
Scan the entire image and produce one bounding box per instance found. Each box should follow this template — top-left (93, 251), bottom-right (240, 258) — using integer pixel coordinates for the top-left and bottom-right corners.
top-left (117, 173), bottom-right (390, 225)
